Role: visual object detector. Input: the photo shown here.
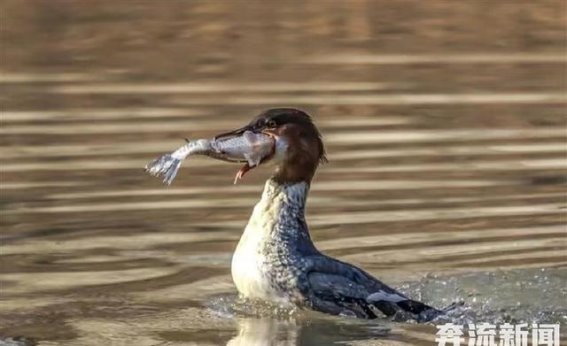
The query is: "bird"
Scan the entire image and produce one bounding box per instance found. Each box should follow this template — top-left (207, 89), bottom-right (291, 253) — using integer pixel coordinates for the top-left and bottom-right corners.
top-left (214, 108), bottom-right (453, 322)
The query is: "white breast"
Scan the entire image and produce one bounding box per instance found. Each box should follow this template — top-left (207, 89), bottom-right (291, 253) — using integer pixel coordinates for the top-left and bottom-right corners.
top-left (231, 179), bottom-right (309, 304)
top-left (231, 197), bottom-right (284, 301)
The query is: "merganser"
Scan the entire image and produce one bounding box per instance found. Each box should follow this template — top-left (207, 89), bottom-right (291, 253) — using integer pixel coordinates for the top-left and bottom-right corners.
top-left (211, 108), bottom-right (451, 322)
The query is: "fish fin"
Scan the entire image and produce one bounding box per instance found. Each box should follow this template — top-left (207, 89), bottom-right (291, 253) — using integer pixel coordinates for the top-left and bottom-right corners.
top-left (233, 163), bottom-right (252, 184)
top-left (145, 154), bottom-right (183, 185)
top-left (243, 153), bottom-right (261, 167)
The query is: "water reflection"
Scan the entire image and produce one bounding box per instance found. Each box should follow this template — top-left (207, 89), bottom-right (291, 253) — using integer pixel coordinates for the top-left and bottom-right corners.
top-left (227, 318), bottom-right (300, 346)
top-left (227, 317), bottom-right (391, 346)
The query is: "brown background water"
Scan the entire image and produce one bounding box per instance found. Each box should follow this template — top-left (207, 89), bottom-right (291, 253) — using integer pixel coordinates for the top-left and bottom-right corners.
top-left (1, 1), bottom-right (566, 345)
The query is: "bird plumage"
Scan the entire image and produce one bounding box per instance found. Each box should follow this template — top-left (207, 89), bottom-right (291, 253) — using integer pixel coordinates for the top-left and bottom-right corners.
top-left (232, 178), bottom-right (443, 321)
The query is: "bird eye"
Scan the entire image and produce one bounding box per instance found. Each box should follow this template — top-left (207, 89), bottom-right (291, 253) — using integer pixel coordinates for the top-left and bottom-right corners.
top-left (267, 119), bottom-right (277, 128)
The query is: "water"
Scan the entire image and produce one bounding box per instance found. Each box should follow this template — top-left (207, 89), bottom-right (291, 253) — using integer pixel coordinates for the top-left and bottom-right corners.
top-left (1, 1), bottom-right (566, 345)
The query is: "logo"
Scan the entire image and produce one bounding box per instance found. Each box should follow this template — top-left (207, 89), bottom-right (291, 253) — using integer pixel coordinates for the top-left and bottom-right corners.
top-left (435, 323), bottom-right (560, 346)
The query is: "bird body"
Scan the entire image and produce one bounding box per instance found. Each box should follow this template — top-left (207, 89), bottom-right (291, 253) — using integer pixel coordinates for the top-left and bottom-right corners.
top-left (147, 107), bottom-right (453, 321)
top-left (232, 177), bottom-right (443, 321)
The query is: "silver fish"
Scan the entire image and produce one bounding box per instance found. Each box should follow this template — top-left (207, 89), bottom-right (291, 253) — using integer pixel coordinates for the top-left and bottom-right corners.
top-left (145, 131), bottom-right (274, 185)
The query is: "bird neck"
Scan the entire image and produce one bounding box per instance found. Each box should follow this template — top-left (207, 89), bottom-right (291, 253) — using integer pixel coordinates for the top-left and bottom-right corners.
top-left (260, 177), bottom-right (309, 213)
top-left (244, 178), bottom-right (314, 247)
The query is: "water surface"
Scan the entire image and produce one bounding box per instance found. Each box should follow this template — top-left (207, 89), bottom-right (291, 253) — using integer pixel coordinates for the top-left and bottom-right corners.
top-left (1, 1), bottom-right (566, 345)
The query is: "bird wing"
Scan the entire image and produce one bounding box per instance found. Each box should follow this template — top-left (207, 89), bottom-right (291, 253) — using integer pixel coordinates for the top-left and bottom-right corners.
top-left (301, 254), bottom-right (439, 320)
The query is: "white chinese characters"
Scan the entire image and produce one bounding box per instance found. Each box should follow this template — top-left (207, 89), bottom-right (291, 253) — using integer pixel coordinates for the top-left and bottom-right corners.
top-left (435, 323), bottom-right (560, 346)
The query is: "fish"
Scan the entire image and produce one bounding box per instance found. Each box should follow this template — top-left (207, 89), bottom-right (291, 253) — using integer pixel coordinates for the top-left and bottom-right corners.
top-left (145, 131), bottom-right (275, 185)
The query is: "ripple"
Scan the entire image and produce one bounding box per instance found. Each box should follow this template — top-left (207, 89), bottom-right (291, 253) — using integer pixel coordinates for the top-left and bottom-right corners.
top-left (49, 82), bottom-right (396, 94)
top-left (301, 53), bottom-right (567, 65)
top-left (171, 92), bottom-right (567, 106)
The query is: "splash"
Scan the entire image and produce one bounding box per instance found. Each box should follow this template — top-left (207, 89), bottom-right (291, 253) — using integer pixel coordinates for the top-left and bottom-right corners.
top-left (400, 267), bottom-right (567, 326)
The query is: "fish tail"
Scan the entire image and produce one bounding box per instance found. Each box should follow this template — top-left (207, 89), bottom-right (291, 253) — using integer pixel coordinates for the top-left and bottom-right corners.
top-left (145, 153), bottom-right (183, 185)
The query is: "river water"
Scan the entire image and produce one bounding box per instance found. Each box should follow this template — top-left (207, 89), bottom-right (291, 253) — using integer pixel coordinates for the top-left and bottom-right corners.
top-left (1, 1), bottom-right (566, 345)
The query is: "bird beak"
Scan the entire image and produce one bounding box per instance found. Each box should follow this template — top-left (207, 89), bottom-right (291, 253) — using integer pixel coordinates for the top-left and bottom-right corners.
top-left (214, 124), bottom-right (253, 140)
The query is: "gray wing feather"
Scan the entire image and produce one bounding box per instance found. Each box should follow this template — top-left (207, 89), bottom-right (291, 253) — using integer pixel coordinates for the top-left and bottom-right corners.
top-left (300, 255), bottom-right (410, 318)
top-left (305, 255), bottom-right (407, 296)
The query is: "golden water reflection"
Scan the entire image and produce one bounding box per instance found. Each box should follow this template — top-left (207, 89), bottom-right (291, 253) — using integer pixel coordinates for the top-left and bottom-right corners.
top-left (1, 1), bottom-right (566, 345)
